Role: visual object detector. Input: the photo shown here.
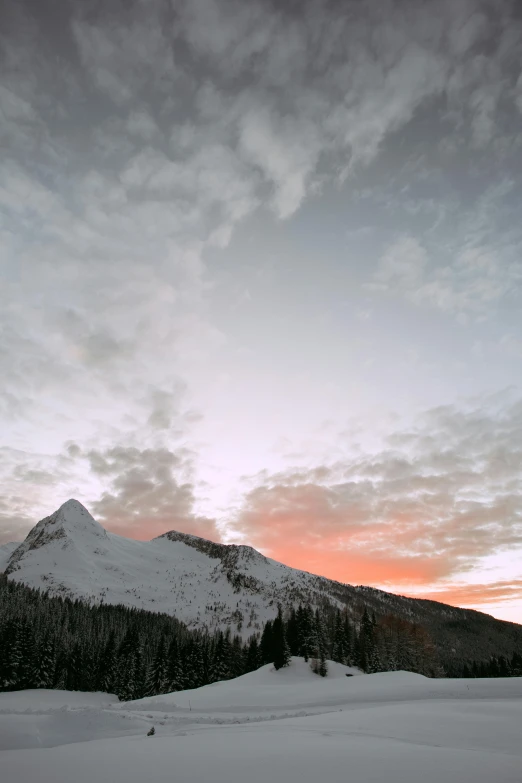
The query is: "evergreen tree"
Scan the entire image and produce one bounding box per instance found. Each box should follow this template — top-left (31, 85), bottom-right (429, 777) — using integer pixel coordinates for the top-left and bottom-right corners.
top-left (511, 652), bottom-right (522, 676)
top-left (332, 610), bottom-right (345, 663)
top-left (229, 635), bottom-right (245, 679)
top-left (210, 632), bottom-right (230, 683)
top-left (66, 643), bottom-right (84, 691)
top-left (145, 636), bottom-right (169, 696)
top-left (246, 637), bottom-right (261, 672)
top-left (272, 607), bottom-right (291, 670)
top-left (166, 638), bottom-right (184, 692)
top-left (32, 634), bottom-right (55, 689)
top-left (343, 611), bottom-right (354, 666)
top-left (286, 607), bottom-right (299, 656)
top-left (96, 631), bottom-right (117, 693)
top-left (310, 609), bottom-right (328, 676)
top-left (318, 655), bottom-right (328, 677)
top-left (299, 606), bottom-right (317, 662)
top-left (116, 627), bottom-right (142, 700)
top-left (359, 607), bottom-right (376, 673)
top-left (191, 640), bottom-right (206, 688)
top-left (260, 620), bottom-right (274, 665)
top-left (17, 621), bottom-right (35, 688)
top-left (2, 619), bottom-right (23, 689)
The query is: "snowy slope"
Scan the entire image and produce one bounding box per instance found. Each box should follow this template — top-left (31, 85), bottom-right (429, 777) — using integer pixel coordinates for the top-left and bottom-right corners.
top-left (0, 542), bottom-right (19, 573)
top-left (2, 660), bottom-right (522, 782)
top-left (5, 500), bottom-right (352, 635)
top-left (129, 657), bottom-right (363, 715)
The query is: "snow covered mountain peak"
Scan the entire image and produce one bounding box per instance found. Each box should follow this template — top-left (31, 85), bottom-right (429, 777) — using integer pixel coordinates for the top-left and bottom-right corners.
top-left (38, 498), bottom-right (105, 540)
top-left (6, 499), bottom-right (108, 577)
top-left (3, 499), bottom-right (350, 633)
top-left (54, 499), bottom-right (107, 533)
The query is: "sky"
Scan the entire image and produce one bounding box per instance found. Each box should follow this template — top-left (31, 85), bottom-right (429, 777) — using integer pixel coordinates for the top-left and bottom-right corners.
top-left (1, 0), bottom-right (522, 622)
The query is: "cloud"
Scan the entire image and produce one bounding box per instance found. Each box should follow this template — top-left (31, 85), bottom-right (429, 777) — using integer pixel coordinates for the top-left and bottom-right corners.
top-left (239, 105), bottom-right (322, 219)
top-left (416, 579), bottom-right (522, 607)
top-left (0, 382), bottom-right (204, 544)
top-left (0, 448), bottom-right (78, 543)
top-left (83, 445), bottom-right (218, 540)
top-left (72, 8), bottom-right (178, 106)
top-left (147, 387), bottom-right (186, 431)
top-left (2, 0), bottom-right (521, 424)
top-left (232, 394), bottom-right (522, 592)
top-left (370, 233), bottom-right (518, 319)
top-left (126, 110), bottom-right (160, 142)
top-left (3, 0), bottom-right (522, 614)
top-left (373, 236), bottom-right (428, 289)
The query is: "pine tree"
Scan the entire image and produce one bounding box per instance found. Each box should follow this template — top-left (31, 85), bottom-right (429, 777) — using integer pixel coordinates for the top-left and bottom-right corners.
top-left (166, 638), bottom-right (184, 692)
top-left (260, 620), bottom-right (274, 665)
top-left (32, 634), bottom-right (55, 689)
top-left (145, 636), bottom-right (169, 696)
top-left (210, 632), bottom-right (230, 683)
top-left (67, 643), bottom-right (84, 691)
top-left (272, 607), bottom-right (291, 670)
top-left (229, 635), bottom-right (245, 679)
top-left (343, 612), bottom-right (354, 666)
top-left (17, 621), bottom-right (35, 688)
top-left (309, 609), bottom-right (328, 677)
top-left (511, 652), bottom-right (522, 676)
top-left (191, 640), bottom-right (206, 689)
top-left (358, 607), bottom-right (377, 673)
top-left (286, 607), bottom-right (299, 656)
top-left (318, 655), bottom-right (328, 677)
top-left (2, 619), bottom-right (23, 689)
top-left (245, 637), bottom-right (261, 672)
top-left (97, 631), bottom-right (117, 693)
top-left (116, 627), bottom-right (142, 700)
top-left (332, 610), bottom-right (345, 663)
top-left (299, 606), bottom-right (317, 663)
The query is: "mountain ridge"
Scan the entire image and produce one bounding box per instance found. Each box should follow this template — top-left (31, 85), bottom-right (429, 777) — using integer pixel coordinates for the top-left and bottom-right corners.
top-left (3, 499), bottom-right (522, 671)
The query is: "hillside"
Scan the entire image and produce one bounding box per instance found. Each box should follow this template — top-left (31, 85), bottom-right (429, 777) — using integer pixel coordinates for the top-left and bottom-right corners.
top-left (4, 499), bottom-right (522, 670)
top-left (0, 543), bottom-right (18, 573)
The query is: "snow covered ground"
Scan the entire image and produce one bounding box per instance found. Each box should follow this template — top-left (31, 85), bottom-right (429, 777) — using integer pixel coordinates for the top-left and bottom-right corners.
top-left (1, 658), bottom-right (522, 782)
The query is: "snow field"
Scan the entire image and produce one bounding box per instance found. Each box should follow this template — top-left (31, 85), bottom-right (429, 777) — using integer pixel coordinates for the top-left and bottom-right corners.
top-left (1, 658), bottom-right (522, 782)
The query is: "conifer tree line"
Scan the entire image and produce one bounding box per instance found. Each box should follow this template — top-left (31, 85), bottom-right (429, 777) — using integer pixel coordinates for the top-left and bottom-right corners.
top-left (263, 604), bottom-right (446, 677)
top-left (1, 576), bottom-right (520, 698)
top-left (460, 653), bottom-right (522, 679)
top-left (0, 577), bottom-right (256, 700)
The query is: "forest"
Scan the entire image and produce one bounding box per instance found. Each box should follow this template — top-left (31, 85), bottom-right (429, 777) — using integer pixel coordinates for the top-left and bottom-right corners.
top-left (0, 575), bottom-right (520, 699)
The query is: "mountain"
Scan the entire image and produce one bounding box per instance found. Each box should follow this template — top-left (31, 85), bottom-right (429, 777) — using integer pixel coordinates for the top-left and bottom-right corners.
top-left (4, 499), bottom-right (346, 636)
top-left (4, 499), bottom-right (522, 670)
top-left (0, 542), bottom-right (19, 573)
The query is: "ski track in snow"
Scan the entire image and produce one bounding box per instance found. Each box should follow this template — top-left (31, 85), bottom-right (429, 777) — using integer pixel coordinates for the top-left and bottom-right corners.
top-left (1, 658), bottom-right (522, 783)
